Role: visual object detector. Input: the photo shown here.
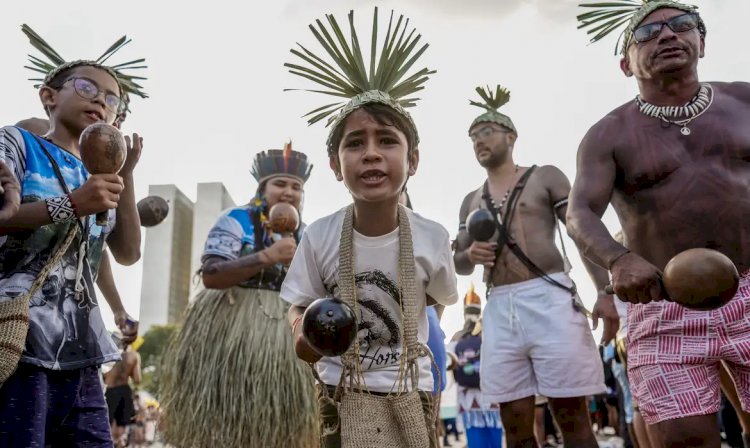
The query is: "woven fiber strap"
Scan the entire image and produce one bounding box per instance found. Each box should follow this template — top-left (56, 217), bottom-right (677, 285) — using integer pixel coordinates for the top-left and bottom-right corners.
top-left (335, 204), bottom-right (431, 448)
top-left (0, 225), bottom-right (79, 385)
top-left (338, 204), bottom-right (421, 380)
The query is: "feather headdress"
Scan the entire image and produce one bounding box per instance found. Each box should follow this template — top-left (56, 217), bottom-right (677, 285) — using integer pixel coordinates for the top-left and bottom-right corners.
top-left (250, 141), bottom-right (314, 185)
top-left (469, 85), bottom-right (516, 133)
top-left (464, 282), bottom-right (482, 314)
top-left (576, 0), bottom-right (705, 55)
top-left (21, 24), bottom-right (147, 110)
top-left (285, 8), bottom-right (435, 154)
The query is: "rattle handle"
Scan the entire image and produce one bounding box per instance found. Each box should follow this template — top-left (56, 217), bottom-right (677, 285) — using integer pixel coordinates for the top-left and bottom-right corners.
top-left (96, 211), bottom-right (108, 226)
top-left (604, 279), bottom-right (668, 296)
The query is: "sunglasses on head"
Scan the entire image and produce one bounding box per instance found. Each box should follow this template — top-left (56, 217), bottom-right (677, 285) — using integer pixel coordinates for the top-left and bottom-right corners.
top-left (632, 13), bottom-right (700, 44)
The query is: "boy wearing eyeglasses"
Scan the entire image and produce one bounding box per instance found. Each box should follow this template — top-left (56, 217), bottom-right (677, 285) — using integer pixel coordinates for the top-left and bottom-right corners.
top-left (569, 2), bottom-right (750, 446)
top-left (0, 61), bottom-right (142, 447)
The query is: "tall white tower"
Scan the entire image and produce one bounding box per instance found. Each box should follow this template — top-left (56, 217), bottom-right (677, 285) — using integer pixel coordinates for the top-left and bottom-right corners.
top-left (189, 183), bottom-right (236, 295)
top-left (138, 184), bottom-right (194, 333)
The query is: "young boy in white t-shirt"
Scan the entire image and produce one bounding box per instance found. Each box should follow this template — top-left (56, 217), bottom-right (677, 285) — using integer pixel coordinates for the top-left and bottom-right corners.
top-left (281, 101), bottom-right (458, 447)
top-left (282, 10), bottom-right (458, 446)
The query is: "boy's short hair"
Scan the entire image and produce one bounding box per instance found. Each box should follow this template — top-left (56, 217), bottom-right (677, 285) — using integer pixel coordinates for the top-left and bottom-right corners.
top-left (327, 103), bottom-right (418, 157)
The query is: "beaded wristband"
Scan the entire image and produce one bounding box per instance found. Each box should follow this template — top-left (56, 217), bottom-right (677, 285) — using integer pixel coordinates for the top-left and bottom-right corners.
top-left (45, 194), bottom-right (77, 224)
top-left (67, 193), bottom-right (80, 217)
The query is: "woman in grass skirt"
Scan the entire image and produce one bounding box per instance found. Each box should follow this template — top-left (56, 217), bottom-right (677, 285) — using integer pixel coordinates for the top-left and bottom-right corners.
top-left (160, 143), bottom-right (318, 448)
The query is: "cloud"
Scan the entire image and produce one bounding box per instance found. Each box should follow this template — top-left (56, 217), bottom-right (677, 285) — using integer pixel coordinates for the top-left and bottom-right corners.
top-left (283, 0), bottom-right (580, 22)
top-left (26, 171), bottom-right (58, 185)
top-left (60, 165), bottom-right (84, 182)
top-left (418, 0), bottom-right (579, 20)
top-left (24, 171), bottom-right (67, 196)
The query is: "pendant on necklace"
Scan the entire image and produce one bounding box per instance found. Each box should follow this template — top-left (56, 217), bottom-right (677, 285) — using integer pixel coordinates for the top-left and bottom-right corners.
top-left (681, 126), bottom-right (691, 136)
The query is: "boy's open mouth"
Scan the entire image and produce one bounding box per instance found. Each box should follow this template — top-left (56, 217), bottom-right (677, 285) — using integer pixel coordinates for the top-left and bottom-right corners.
top-left (360, 169), bottom-right (386, 184)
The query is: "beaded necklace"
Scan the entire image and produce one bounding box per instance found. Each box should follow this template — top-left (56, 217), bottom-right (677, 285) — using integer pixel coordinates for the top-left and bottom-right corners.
top-left (488, 165), bottom-right (519, 225)
top-left (635, 82), bottom-right (713, 136)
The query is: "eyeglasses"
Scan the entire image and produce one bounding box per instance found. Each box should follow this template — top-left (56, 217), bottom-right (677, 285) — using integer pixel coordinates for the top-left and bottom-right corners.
top-left (63, 77), bottom-right (123, 113)
top-left (632, 13), bottom-right (700, 44)
top-left (469, 126), bottom-right (508, 143)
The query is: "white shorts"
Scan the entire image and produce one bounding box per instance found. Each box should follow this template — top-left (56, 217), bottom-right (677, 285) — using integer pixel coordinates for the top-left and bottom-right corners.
top-left (480, 273), bottom-right (605, 404)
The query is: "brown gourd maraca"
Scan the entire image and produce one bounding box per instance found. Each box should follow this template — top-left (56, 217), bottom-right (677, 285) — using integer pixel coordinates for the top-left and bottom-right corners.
top-left (137, 195), bottom-right (170, 227)
top-left (466, 208), bottom-right (496, 242)
top-left (301, 297), bottom-right (357, 357)
top-left (267, 202), bottom-right (300, 237)
top-left (662, 248), bottom-right (739, 311)
top-left (79, 123), bottom-right (127, 226)
top-left (605, 248), bottom-right (740, 311)
top-left (466, 208), bottom-right (496, 283)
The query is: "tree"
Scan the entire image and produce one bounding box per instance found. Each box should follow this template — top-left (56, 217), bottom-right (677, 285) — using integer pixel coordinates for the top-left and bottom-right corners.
top-left (136, 324), bottom-right (178, 396)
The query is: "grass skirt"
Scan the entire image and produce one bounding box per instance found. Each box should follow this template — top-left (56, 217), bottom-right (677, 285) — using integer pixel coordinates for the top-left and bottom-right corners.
top-left (159, 287), bottom-right (319, 447)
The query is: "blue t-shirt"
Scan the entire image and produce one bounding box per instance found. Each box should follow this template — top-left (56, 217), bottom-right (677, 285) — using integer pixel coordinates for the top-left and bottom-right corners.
top-left (427, 306), bottom-right (447, 394)
top-left (0, 126), bottom-right (118, 370)
top-left (454, 332), bottom-right (482, 389)
top-left (202, 203), bottom-right (302, 289)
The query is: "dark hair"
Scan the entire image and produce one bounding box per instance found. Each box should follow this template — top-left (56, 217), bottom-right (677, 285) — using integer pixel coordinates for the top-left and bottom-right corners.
top-left (41, 67), bottom-right (81, 117)
top-left (45, 66), bottom-right (78, 90)
top-left (328, 103), bottom-right (418, 157)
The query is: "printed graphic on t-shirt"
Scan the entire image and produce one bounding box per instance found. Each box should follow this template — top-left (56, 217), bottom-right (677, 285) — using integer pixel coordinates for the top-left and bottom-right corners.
top-left (280, 207), bottom-right (460, 392)
top-left (0, 126), bottom-right (118, 370)
top-left (329, 269), bottom-right (406, 370)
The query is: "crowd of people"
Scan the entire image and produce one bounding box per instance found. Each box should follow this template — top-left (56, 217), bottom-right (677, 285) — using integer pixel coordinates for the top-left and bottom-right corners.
top-left (1, 1), bottom-right (749, 447)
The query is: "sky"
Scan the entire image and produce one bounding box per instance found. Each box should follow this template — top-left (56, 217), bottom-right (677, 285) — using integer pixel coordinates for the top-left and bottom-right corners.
top-left (2, 0), bottom-right (748, 343)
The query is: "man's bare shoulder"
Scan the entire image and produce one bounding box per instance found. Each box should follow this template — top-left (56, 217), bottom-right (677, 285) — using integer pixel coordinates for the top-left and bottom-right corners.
top-left (460, 185), bottom-right (482, 204)
top-left (535, 165), bottom-right (568, 182)
top-left (711, 81), bottom-right (750, 104)
top-left (591, 101), bottom-right (633, 132)
top-left (534, 166), bottom-right (571, 203)
top-left (579, 101), bottom-right (633, 154)
top-left (459, 185), bottom-right (484, 214)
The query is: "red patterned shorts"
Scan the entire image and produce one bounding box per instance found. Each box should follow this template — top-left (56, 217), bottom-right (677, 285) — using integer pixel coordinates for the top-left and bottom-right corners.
top-left (627, 272), bottom-right (750, 424)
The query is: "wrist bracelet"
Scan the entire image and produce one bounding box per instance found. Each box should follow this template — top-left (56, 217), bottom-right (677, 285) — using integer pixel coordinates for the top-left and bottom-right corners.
top-left (66, 193), bottom-right (80, 218)
top-left (45, 195), bottom-right (76, 224)
top-left (608, 249), bottom-right (631, 270)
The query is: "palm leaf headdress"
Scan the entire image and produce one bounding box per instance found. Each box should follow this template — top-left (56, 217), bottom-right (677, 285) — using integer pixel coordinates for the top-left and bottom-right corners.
top-left (21, 24), bottom-right (148, 111)
top-left (469, 85), bottom-right (517, 133)
top-left (576, 0), bottom-right (704, 55)
top-left (285, 8), bottom-right (435, 153)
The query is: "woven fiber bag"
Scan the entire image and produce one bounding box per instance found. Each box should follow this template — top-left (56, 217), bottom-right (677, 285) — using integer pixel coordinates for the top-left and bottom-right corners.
top-left (336, 204), bottom-right (431, 448)
top-left (0, 226), bottom-right (79, 385)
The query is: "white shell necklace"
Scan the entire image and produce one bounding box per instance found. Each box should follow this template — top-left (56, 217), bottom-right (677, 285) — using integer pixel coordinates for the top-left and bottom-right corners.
top-left (635, 82), bottom-right (714, 136)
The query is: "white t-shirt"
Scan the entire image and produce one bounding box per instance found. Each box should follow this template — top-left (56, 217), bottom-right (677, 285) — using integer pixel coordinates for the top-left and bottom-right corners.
top-left (281, 207), bottom-right (459, 393)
